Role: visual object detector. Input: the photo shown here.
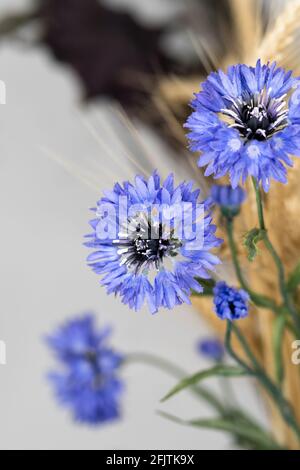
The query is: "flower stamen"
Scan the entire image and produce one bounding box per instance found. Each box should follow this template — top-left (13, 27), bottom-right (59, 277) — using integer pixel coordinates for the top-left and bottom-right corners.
top-left (221, 90), bottom-right (289, 142)
top-left (113, 215), bottom-right (182, 274)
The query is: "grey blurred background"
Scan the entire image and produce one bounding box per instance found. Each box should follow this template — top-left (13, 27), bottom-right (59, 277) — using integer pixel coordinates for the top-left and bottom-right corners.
top-left (0, 0), bottom-right (267, 450)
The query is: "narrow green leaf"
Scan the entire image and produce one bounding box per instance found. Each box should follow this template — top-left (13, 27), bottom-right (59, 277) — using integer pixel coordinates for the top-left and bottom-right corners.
top-left (273, 315), bottom-right (286, 385)
top-left (287, 261), bottom-right (300, 292)
top-left (161, 365), bottom-right (247, 402)
top-left (189, 417), bottom-right (282, 449)
top-left (243, 228), bottom-right (266, 262)
top-left (158, 412), bottom-right (282, 450)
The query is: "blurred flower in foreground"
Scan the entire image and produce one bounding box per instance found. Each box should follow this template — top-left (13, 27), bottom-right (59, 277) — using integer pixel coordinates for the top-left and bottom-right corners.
top-left (197, 338), bottom-right (225, 362)
top-left (213, 282), bottom-right (249, 321)
top-left (186, 60), bottom-right (300, 192)
top-left (211, 185), bottom-right (246, 219)
top-left (46, 314), bottom-right (123, 425)
top-left (85, 171), bottom-right (222, 313)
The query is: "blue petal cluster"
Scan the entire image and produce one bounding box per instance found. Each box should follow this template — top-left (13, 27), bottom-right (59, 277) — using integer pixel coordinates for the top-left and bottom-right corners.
top-left (213, 282), bottom-right (249, 321)
top-left (197, 338), bottom-right (225, 362)
top-left (47, 315), bottom-right (123, 425)
top-left (85, 171), bottom-right (222, 313)
top-left (211, 185), bottom-right (246, 216)
top-left (186, 60), bottom-right (300, 191)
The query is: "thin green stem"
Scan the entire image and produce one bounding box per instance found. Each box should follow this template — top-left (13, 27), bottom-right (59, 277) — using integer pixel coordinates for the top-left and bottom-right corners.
top-left (226, 321), bottom-right (300, 442)
top-left (226, 220), bottom-right (248, 290)
top-left (226, 219), bottom-right (297, 336)
top-left (231, 323), bottom-right (261, 369)
top-left (226, 219), bottom-right (280, 312)
top-left (252, 177), bottom-right (266, 230)
top-left (226, 220), bottom-right (298, 337)
top-left (251, 178), bottom-right (300, 336)
top-left (218, 361), bottom-right (239, 408)
top-left (273, 315), bottom-right (286, 385)
top-left (225, 322), bottom-right (254, 374)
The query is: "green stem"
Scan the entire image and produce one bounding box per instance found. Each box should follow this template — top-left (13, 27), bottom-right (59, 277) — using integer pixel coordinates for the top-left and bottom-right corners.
top-left (226, 321), bottom-right (300, 442)
top-left (226, 219), bottom-right (297, 336)
top-left (252, 177), bottom-right (266, 230)
top-left (225, 322), bottom-right (254, 374)
top-left (226, 219), bottom-right (280, 312)
top-left (273, 315), bottom-right (286, 385)
top-left (252, 178), bottom-right (300, 336)
top-left (218, 362), bottom-right (238, 408)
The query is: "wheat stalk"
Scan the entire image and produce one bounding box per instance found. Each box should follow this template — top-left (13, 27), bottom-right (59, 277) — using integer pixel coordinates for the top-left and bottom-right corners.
top-left (256, 0), bottom-right (300, 70)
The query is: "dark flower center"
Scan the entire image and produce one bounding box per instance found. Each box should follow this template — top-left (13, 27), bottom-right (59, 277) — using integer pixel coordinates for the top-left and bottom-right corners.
top-left (228, 301), bottom-right (236, 315)
top-left (221, 90), bottom-right (289, 141)
top-left (84, 350), bottom-right (98, 363)
top-left (84, 350), bottom-right (106, 390)
top-left (114, 216), bottom-right (181, 273)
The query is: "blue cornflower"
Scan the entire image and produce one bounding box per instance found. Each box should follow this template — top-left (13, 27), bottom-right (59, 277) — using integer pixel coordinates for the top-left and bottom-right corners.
top-left (213, 282), bottom-right (249, 321)
top-left (197, 338), bottom-right (225, 362)
top-left (211, 185), bottom-right (246, 218)
top-left (85, 171), bottom-right (222, 313)
top-left (46, 314), bottom-right (123, 425)
top-left (185, 60), bottom-right (300, 192)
